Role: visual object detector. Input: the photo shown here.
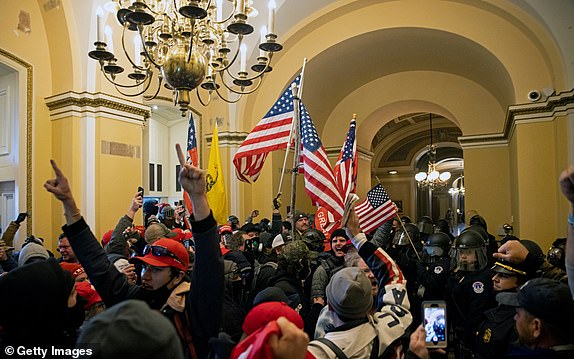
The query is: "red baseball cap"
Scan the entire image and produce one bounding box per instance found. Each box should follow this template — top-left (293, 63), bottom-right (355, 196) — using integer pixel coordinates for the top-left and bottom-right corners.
top-left (130, 238), bottom-right (189, 272)
top-left (242, 301), bottom-right (304, 335)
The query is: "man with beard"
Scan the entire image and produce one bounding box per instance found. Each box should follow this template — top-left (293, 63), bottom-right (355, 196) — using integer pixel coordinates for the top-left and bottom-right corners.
top-left (44, 144), bottom-right (223, 359)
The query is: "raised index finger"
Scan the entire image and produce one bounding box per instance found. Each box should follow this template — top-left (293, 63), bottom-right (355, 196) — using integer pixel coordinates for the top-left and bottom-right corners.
top-left (50, 159), bottom-right (64, 178)
top-left (175, 144), bottom-right (186, 167)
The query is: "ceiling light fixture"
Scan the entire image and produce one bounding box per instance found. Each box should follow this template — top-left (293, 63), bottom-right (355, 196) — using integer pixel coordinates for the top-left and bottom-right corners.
top-left (415, 114), bottom-right (451, 188)
top-left (88, 0), bottom-right (282, 116)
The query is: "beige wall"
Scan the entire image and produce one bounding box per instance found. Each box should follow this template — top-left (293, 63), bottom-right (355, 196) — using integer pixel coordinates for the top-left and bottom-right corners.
top-left (464, 145), bottom-right (512, 234)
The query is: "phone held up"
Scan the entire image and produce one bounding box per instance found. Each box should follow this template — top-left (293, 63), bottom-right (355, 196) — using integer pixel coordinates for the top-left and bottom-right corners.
top-left (137, 186), bottom-right (144, 196)
top-left (421, 300), bottom-right (447, 348)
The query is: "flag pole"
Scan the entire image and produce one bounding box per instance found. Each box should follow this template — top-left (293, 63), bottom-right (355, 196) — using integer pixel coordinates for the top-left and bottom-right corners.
top-left (374, 175), bottom-right (421, 260)
top-left (290, 59), bottom-right (307, 239)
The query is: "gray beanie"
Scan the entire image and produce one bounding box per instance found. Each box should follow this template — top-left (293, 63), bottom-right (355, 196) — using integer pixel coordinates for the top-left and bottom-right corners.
top-left (326, 267), bottom-right (373, 320)
top-left (77, 299), bottom-right (183, 359)
top-left (18, 243), bottom-right (49, 267)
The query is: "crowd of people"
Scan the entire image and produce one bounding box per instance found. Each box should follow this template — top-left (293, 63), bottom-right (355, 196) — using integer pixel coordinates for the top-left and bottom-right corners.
top-left (0, 147), bottom-right (573, 359)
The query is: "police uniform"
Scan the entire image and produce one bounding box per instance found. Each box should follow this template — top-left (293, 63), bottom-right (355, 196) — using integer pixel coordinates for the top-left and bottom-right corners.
top-left (474, 303), bottom-right (517, 359)
top-left (447, 269), bottom-right (496, 358)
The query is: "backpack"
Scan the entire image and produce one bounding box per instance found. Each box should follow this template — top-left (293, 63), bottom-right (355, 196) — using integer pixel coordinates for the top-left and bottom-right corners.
top-left (250, 259), bottom-right (278, 294)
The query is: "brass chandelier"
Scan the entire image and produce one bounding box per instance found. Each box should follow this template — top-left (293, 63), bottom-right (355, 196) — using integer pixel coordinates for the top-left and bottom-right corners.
top-left (415, 114), bottom-right (451, 189)
top-left (88, 0), bottom-right (282, 115)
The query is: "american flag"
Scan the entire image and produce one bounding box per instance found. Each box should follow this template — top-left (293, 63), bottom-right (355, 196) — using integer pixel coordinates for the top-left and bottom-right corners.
top-left (233, 75), bottom-right (300, 182)
top-left (318, 118), bottom-right (358, 233)
top-left (334, 118), bottom-right (357, 203)
top-left (299, 102), bottom-right (344, 219)
top-left (355, 184), bottom-right (397, 234)
top-left (183, 114), bottom-right (198, 219)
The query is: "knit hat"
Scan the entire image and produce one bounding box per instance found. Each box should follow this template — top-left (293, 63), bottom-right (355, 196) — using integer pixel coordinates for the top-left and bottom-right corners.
top-left (293, 210), bottom-right (308, 221)
top-left (77, 299), bottom-right (183, 359)
top-left (101, 230), bottom-right (113, 248)
top-left (144, 223), bottom-right (176, 243)
top-left (326, 267), bottom-right (373, 320)
top-left (496, 278), bottom-right (574, 329)
top-left (252, 287), bottom-right (290, 307)
top-left (130, 238), bottom-right (189, 272)
top-left (259, 232), bottom-right (274, 249)
top-left (242, 301), bottom-right (304, 335)
top-left (18, 242), bottom-right (49, 267)
top-left (60, 262), bottom-right (86, 279)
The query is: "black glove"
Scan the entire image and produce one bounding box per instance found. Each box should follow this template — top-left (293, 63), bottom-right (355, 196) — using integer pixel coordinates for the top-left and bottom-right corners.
top-left (15, 212), bottom-right (28, 224)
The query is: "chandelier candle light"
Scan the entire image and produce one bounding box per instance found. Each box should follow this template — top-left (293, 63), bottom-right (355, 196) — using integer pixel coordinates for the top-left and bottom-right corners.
top-left (415, 114), bottom-right (451, 188)
top-left (89, 0), bottom-right (283, 115)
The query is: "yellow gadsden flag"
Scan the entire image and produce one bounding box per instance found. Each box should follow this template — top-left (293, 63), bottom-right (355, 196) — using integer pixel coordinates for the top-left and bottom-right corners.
top-left (205, 122), bottom-right (228, 225)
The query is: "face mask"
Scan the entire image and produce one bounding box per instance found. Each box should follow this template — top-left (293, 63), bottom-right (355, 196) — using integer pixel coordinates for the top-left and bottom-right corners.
top-left (141, 274), bottom-right (176, 310)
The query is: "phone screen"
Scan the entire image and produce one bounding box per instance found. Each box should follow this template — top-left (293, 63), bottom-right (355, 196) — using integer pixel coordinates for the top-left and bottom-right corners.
top-left (422, 301), bottom-right (447, 348)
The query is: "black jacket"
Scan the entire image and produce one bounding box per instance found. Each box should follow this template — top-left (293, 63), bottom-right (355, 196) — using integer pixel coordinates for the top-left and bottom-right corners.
top-left (475, 304), bottom-right (517, 359)
top-left (64, 213), bottom-right (224, 358)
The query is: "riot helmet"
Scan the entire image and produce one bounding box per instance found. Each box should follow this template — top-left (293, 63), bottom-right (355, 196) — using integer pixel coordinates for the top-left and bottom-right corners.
top-left (469, 214), bottom-right (488, 231)
top-left (424, 232), bottom-right (451, 258)
top-left (547, 238), bottom-right (566, 270)
top-left (435, 219), bottom-right (451, 235)
top-left (417, 216), bottom-right (434, 236)
top-left (452, 229), bottom-right (487, 271)
top-left (393, 223), bottom-right (420, 246)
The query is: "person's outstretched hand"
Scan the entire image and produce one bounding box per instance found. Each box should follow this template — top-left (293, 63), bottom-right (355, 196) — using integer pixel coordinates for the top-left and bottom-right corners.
top-left (176, 144), bottom-right (209, 221)
top-left (559, 165), bottom-right (574, 206)
top-left (345, 207), bottom-right (361, 238)
top-left (492, 239), bottom-right (528, 264)
top-left (127, 191), bottom-right (143, 219)
top-left (44, 160), bottom-right (80, 224)
top-left (44, 160), bottom-right (74, 203)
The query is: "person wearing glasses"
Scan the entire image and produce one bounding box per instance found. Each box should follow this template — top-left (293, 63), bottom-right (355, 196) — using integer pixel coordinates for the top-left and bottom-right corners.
top-left (44, 143), bottom-right (224, 359)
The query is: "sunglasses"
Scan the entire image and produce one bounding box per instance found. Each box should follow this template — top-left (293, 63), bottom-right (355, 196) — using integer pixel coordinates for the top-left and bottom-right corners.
top-left (143, 245), bottom-right (184, 267)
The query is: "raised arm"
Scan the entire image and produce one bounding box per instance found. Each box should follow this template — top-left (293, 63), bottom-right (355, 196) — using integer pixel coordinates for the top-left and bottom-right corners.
top-left (107, 192), bottom-right (143, 256)
top-left (559, 165), bottom-right (574, 298)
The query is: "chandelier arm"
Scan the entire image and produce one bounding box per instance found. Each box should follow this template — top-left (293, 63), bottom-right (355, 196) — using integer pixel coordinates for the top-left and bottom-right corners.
top-left (138, 25), bottom-right (163, 69)
top-left (99, 63), bottom-right (151, 88)
top-left (223, 54), bottom-right (272, 82)
top-left (142, 76), bottom-right (164, 101)
top-left (196, 87), bottom-right (212, 107)
top-left (213, 33), bottom-right (243, 73)
top-left (216, 70), bottom-right (264, 95)
top-left (121, 23), bottom-right (146, 71)
top-left (212, 79), bottom-right (243, 103)
top-left (112, 74), bottom-right (153, 97)
top-left (137, 0), bottom-right (163, 17)
top-left (213, 1), bottom-right (237, 24)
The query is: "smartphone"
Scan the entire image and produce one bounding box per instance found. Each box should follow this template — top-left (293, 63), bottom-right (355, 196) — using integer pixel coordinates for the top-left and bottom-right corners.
top-left (137, 186), bottom-right (144, 196)
top-left (422, 300), bottom-right (447, 348)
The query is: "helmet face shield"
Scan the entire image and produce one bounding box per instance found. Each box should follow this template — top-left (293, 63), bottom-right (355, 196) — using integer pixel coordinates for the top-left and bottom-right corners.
top-left (454, 246), bottom-right (487, 271)
top-left (424, 245), bottom-right (444, 257)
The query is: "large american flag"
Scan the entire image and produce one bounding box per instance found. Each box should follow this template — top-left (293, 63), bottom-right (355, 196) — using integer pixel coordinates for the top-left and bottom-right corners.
top-left (299, 102), bottom-right (344, 219)
top-left (233, 75), bottom-right (300, 182)
top-left (355, 184), bottom-right (397, 234)
top-left (183, 114), bottom-right (199, 219)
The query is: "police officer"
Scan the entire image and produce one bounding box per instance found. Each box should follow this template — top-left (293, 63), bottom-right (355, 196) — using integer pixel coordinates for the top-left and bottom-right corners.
top-left (416, 232), bottom-right (452, 302)
top-left (447, 228), bottom-right (496, 359)
top-left (474, 240), bottom-right (544, 359)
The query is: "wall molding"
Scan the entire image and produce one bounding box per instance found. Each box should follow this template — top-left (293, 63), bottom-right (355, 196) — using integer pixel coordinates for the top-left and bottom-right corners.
top-left (45, 91), bottom-right (150, 123)
top-left (460, 89), bottom-right (574, 149)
